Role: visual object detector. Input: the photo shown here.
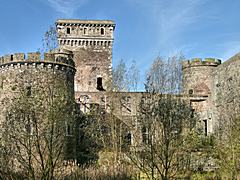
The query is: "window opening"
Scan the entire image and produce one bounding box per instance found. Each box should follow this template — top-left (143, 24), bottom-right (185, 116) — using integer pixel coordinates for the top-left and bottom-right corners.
top-left (26, 85), bottom-right (31, 96)
top-left (191, 109), bottom-right (195, 118)
top-left (84, 28), bottom-right (87, 34)
top-left (100, 28), bottom-right (104, 35)
top-left (126, 132), bottom-right (131, 145)
top-left (67, 27), bottom-right (71, 34)
top-left (189, 89), bottom-right (193, 94)
top-left (203, 119), bottom-right (207, 136)
top-left (142, 126), bottom-right (148, 144)
top-left (97, 77), bottom-right (104, 91)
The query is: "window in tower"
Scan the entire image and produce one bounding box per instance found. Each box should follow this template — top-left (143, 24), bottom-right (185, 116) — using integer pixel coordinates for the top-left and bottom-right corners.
top-left (142, 126), bottom-right (148, 144)
top-left (189, 89), bottom-right (193, 94)
top-left (97, 77), bottom-right (104, 91)
top-left (67, 27), bottom-right (71, 34)
top-left (84, 28), bottom-right (87, 35)
top-left (203, 119), bottom-right (208, 136)
top-left (26, 85), bottom-right (31, 96)
top-left (100, 28), bottom-right (105, 35)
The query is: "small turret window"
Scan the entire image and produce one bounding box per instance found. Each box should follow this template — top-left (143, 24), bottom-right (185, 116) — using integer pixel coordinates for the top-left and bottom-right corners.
top-left (26, 85), bottom-right (31, 96)
top-left (142, 126), bottom-right (148, 144)
top-left (203, 119), bottom-right (208, 136)
top-left (67, 27), bottom-right (71, 34)
top-left (189, 89), bottom-right (193, 94)
top-left (100, 28), bottom-right (104, 35)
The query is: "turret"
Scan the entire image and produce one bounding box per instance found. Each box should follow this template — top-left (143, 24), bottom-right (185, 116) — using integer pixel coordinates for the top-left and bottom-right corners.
top-left (182, 58), bottom-right (221, 95)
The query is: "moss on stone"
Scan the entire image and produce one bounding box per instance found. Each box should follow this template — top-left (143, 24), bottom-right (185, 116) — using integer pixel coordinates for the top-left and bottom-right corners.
top-left (204, 58), bottom-right (215, 62)
top-left (192, 58), bottom-right (202, 62)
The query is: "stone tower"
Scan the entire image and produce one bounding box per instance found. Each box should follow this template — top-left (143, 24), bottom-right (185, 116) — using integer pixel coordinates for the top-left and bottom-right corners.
top-left (0, 50), bottom-right (76, 159)
top-left (182, 58), bottom-right (221, 95)
top-left (182, 58), bottom-right (221, 135)
top-left (56, 19), bottom-right (115, 92)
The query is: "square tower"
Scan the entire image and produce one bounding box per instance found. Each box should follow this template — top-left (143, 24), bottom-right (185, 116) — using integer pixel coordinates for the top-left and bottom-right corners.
top-left (56, 19), bottom-right (115, 92)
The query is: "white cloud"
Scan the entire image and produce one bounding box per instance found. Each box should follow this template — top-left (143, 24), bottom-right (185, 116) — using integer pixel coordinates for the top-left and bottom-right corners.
top-left (127, 0), bottom-right (209, 51)
top-left (46, 0), bottom-right (87, 17)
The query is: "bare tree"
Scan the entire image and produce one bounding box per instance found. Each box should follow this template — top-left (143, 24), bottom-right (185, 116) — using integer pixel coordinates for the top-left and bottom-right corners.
top-left (127, 94), bottom-right (195, 179)
top-left (127, 60), bottom-right (140, 92)
top-left (112, 59), bottom-right (128, 91)
top-left (37, 24), bottom-right (58, 54)
top-left (145, 54), bottom-right (184, 94)
top-left (0, 70), bottom-right (75, 179)
top-left (125, 54), bottom-right (198, 179)
top-left (215, 116), bottom-right (240, 179)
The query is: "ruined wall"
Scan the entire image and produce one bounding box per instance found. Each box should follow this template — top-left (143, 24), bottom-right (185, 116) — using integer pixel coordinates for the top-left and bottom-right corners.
top-left (211, 53), bottom-right (240, 136)
top-left (182, 58), bottom-right (221, 135)
top-left (56, 19), bottom-right (115, 92)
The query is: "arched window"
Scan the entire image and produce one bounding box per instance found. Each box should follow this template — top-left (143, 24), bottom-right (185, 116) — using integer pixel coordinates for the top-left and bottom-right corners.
top-left (100, 28), bottom-right (104, 35)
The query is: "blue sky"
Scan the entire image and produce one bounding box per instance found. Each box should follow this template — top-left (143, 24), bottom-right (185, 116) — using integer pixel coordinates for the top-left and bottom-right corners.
top-left (1, 0), bottom-right (240, 75)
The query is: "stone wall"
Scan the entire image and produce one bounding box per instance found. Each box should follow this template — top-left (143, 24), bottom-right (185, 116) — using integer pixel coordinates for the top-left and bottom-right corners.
top-left (182, 58), bottom-right (221, 95)
top-left (212, 53), bottom-right (240, 136)
top-left (0, 50), bottom-right (76, 139)
top-left (182, 58), bottom-right (221, 135)
top-left (56, 19), bottom-right (115, 92)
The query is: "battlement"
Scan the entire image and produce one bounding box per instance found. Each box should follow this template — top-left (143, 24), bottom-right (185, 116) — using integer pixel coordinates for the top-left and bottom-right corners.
top-left (182, 58), bottom-right (221, 69)
top-left (56, 19), bottom-right (115, 29)
top-left (56, 19), bottom-right (115, 49)
top-left (0, 50), bottom-right (75, 68)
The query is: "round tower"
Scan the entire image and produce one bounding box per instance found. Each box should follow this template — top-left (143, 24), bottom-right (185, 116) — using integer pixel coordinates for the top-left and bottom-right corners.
top-left (0, 49), bottom-right (76, 139)
top-left (182, 58), bottom-right (221, 95)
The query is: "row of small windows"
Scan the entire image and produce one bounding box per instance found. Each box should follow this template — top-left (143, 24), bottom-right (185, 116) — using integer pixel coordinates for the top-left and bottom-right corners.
top-left (59, 40), bottom-right (112, 47)
top-left (66, 27), bottom-right (105, 35)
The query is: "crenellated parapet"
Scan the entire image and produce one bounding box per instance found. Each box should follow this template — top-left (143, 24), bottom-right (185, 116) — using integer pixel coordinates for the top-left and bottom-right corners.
top-left (182, 58), bottom-right (221, 69)
top-left (56, 19), bottom-right (115, 49)
top-left (0, 50), bottom-right (75, 74)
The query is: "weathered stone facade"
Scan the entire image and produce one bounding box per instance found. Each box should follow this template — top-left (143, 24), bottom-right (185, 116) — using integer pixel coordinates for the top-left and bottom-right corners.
top-left (182, 55), bottom-right (240, 136)
top-left (1, 18), bottom-right (240, 141)
top-left (0, 50), bottom-right (76, 138)
top-left (61, 19), bottom-right (240, 138)
top-left (56, 19), bottom-right (115, 92)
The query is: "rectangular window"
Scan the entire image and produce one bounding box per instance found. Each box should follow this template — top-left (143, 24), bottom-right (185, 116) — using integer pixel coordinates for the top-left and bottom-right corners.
top-left (203, 119), bottom-right (207, 136)
top-left (67, 27), bottom-right (71, 34)
top-left (83, 28), bottom-right (87, 35)
top-left (97, 77), bottom-right (104, 90)
top-left (100, 28), bottom-right (105, 35)
top-left (142, 127), bottom-right (148, 144)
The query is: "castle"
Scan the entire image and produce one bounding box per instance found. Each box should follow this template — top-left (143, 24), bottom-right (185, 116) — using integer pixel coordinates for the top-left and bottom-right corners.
top-left (0, 19), bottom-right (240, 142)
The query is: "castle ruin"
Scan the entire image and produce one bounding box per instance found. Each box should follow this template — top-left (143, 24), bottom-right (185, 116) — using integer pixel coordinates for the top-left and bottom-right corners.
top-left (0, 18), bottom-right (240, 144)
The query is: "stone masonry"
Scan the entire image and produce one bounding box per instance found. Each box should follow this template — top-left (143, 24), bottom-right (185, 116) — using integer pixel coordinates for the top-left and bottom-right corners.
top-left (56, 19), bottom-right (115, 92)
top-left (1, 18), bottom-right (239, 142)
top-left (57, 19), bottom-right (240, 138)
top-left (0, 49), bottom-right (76, 145)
